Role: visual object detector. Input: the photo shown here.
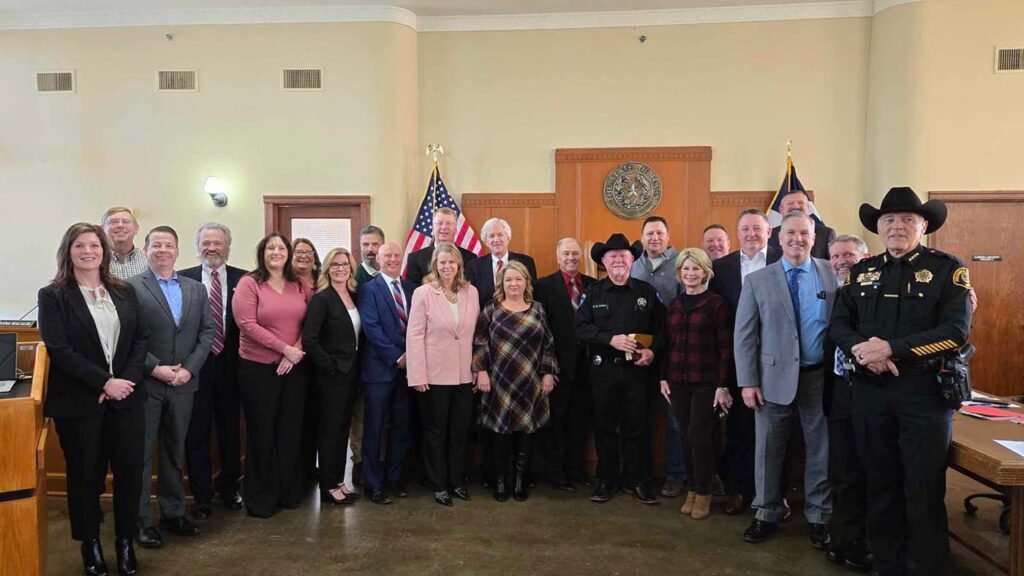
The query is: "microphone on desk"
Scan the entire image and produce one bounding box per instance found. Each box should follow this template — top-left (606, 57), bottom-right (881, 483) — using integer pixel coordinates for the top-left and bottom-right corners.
top-left (18, 304), bottom-right (38, 321)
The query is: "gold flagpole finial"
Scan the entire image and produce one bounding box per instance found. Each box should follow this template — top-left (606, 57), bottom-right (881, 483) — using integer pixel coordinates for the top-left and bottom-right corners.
top-left (786, 139), bottom-right (793, 159)
top-left (425, 143), bottom-right (445, 164)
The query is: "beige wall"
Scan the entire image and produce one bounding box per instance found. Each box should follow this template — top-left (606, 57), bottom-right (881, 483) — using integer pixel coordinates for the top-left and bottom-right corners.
top-left (419, 18), bottom-right (872, 236)
top-left (0, 22), bottom-right (418, 317)
top-left (863, 0), bottom-right (1024, 249)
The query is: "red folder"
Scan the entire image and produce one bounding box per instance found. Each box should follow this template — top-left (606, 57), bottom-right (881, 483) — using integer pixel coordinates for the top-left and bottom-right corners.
top-left (960, 405), bottom-right (1023, 421)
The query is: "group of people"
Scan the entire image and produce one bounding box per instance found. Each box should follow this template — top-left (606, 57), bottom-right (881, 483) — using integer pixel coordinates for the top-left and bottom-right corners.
top-left (38, 186), bottom-right (973, 576)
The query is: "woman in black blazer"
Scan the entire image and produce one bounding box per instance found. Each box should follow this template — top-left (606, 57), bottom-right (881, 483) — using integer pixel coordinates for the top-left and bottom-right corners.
top-left (302, 247), bottom-right (361, 505)
top-left (37, 222), bottom-right (149, 576)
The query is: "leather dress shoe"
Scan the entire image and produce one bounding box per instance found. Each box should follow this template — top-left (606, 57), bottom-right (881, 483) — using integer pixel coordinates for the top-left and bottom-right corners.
top-left (81, 538), bottom-right (109, 576)
top-left (548, 476), bottom-right (577, 493)
top-left (136, 527), bottom-right (163, 549)
top-left (434, 491), bottom-right (453, 507)
top-left (723, 493), bottom-right (748, 515)
top-left (660, 478), bottom-right (684, 498)
top-left (809, 523), bottom-right (831, 550)
top-left (321, 490), bottom-right (354, 506)
top-left (387, 482), bottom-right (409, 498)
top-left (568, 473), bottom-right (592, 487)
top-left (159, 515), bottom-right (201, 536)
top-left (220, 491), bottom-right (243, 511)
top-left (826, 550), bottom-right (872, 573)
top-left (590, 481), bottom-right (612, 503)
top-left (633, 484), bottom-right (660, 505)
top-left (451, 486), bottom-right (471, 501)
top-left (369, 489), bottom-right (393, 505)
top-left (115, 537), bottom-right (137, 576)
top-left (192, 502), bottom-right (212, 520)
top-left (743, 519), bottom-right (778, 543)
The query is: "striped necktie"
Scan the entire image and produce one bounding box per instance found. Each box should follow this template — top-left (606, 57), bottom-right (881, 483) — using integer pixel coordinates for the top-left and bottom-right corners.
top-left (391, 279), bottom-right (408, 331)
top-left (210, 269), bottom-right (225, 355)
top-left (570, 276), bottom-right (581, 310)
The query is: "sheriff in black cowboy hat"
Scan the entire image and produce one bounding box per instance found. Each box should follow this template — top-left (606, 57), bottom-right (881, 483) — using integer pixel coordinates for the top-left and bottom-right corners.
top-left (576, 232), bottom-right (663, 506)
top-left (830, 186), bottom-right (972, 576)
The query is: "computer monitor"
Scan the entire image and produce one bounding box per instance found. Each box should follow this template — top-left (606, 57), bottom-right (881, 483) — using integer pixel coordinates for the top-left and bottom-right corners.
top-left (0, 333), bottom-right (17, 392)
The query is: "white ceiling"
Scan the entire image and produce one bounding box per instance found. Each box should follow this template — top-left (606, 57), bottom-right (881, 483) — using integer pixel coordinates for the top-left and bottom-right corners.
top-left (0, 0), bottom-right (865, 17)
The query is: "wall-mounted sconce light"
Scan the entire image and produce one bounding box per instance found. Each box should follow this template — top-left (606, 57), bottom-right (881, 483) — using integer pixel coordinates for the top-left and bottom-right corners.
top-left (204, 177), bottom-right (228, 207)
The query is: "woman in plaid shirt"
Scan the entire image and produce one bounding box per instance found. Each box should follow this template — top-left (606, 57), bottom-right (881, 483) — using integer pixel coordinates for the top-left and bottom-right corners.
top-left (659, 248), bottom-right (734, 520)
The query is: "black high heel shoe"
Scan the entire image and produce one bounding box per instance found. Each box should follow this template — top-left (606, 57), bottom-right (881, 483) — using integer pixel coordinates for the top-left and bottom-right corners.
top-left (115, 537), bottom-right (137, 576)
top-left (81, 538), bottom-right (109, 576)
top-left (320, 489), bottom-right (353, 506)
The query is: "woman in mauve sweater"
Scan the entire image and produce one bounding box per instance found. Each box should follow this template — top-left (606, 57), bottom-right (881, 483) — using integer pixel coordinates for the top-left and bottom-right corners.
top-left (232, 232), bottom-right (311, 518)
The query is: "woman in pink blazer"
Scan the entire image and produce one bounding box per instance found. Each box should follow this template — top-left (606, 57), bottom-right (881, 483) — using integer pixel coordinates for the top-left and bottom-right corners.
top-left (407, 242), bottom-right (480, 507)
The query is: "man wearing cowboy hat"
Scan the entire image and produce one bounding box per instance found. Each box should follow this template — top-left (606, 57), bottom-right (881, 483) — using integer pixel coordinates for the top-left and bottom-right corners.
top-left (576, 233), bottom-right (666, 505)
top-left (830, 186), bottom-right (972, 576)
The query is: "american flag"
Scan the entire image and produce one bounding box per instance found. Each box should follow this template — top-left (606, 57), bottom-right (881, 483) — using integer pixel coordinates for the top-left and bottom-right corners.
top-left (766, 155), bottom-right (826, 228)
top-left (401, 164), bottom-right (482, 275)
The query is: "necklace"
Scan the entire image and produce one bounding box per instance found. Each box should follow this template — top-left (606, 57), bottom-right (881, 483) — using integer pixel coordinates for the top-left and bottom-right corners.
top-left (443, 287), bottom-right (458, 304)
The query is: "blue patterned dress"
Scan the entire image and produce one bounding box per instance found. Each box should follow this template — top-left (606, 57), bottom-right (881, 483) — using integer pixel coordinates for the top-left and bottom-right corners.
top-left (473, 301), bottom-right (559, 434)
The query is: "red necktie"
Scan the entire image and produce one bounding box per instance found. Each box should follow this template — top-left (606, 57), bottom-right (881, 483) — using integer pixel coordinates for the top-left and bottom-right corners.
top-left (210, 269), bottom-right (225, 355)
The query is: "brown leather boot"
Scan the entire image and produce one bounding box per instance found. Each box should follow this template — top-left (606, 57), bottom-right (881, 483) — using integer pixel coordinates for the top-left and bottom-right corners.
top-left (691, 494), bottom-right (712, 520)
top-left (680, 491), bottom-right (696, 515)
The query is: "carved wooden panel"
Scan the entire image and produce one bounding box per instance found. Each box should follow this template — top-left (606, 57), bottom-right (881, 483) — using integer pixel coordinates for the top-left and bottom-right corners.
top-left (461, 193), bottom-right (559, 276)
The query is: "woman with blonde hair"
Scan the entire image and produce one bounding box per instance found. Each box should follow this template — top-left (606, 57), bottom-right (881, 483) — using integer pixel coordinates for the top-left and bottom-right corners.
top-left (406, 242), bottom-right (480, 507)
top-left (474, 261), bottom-right (558, 502)
top-left (659, 247), bottom-right (733, 520)
top-left (302, 247), bottom-right (362, 505)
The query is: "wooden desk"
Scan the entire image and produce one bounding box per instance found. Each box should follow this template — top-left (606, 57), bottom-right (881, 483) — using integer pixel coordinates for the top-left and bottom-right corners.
top-left (950, 405), bottom-right (1024, 575)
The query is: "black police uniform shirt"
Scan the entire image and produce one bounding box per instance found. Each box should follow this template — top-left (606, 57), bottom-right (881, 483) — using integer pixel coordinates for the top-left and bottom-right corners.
top-left (830, 243), bottom-right (972, 372)
top-left (575, 278), bottom-right (666, 361)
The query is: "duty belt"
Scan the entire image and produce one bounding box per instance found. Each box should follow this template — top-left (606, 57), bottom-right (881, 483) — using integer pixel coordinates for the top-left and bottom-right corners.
top-left (592, 354), bottom-right (631, 366)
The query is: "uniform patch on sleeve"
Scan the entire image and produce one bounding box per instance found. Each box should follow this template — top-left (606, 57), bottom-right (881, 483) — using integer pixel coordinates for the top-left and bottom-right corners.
top-left (952, 267), bottom-right (971, 289)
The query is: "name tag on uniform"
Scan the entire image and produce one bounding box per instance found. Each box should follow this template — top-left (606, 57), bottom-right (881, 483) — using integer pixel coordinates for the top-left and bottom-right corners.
top-left (592, 303), bottom-right (609, 311)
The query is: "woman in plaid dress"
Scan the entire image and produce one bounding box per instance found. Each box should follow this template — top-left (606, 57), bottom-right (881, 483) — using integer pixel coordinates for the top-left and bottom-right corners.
top-left (474, 261), bottom-right (559, 502)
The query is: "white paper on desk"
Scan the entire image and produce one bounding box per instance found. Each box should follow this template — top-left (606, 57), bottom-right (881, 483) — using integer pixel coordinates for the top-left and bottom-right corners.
top-left (970, 391), bottom-right (1021, 408)
top-left (995, 440), bottom-right (1024, 458)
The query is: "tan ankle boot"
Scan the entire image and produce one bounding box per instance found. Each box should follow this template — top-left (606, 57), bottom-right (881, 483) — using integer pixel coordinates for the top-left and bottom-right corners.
top-left (680, 491), bottom-right (696, 515)
top-left (691, 494), bottom-right (712, 519)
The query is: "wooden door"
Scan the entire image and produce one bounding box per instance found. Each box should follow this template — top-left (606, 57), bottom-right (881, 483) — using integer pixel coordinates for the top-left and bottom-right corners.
top-left (930, 192), bottom-right (1024, 397)
top-left (264, 196), bottom-right (371, 263)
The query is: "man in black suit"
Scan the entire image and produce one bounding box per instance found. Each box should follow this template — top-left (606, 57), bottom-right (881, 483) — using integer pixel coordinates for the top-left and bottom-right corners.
top-left (465, 217), bottom-right (538, 309)
top-left (180, 223), bottom-right (248, 519)
top-left (708, 209), bottom-right (781, 516)
top-left (404, 207), bottom-right (477, 286)
top-left (533, 238), bottom-right (596, 491)
top-left (767, 190), bottom-right (836, 260)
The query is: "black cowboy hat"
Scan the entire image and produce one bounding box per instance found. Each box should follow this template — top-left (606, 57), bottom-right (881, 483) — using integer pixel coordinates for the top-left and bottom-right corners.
top-left (859, 186), bottom-right (947, 235)
top-left (591, 233), bottom-right (642, 263)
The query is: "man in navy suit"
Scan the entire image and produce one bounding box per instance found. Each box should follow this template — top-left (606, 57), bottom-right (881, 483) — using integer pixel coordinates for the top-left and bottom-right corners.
top-left (179, 223), bottom-right (248, 519)
top-left (358, 242), bottom-right (416, 505)
top-left (405, 207), bottom-right (477, 286)
top-left (534, 238), bottom-right (596, 491)
top-left (464, 217), bottom-right (538, 486)
top-left (708, 209), bottom-right (781, 516)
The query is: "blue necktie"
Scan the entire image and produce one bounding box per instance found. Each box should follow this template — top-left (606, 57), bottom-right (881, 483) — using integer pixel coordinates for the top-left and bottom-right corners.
top-left (787, 267), bottom-right (802, 333)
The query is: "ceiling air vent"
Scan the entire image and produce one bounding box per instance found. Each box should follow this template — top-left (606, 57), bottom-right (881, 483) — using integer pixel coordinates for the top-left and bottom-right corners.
top-left (157, 70), bottom-right (198, 92)
top-left (36, 71), bottom-right (75, 93)
top-left (995, 48), bottom-right (1024, 73)
top-left (282, 68), bottom-right (323, 91)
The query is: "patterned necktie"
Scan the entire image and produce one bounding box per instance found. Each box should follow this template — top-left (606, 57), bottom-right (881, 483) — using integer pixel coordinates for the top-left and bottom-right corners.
top-left (495, 258), bottom-right (503, 281)
top-left (210, 269), bottom-right (225, 355)
top-left (787, 267), bottom-right (802, 335)
top-left (570, 276), bottom-right (581, 310)
top-left (391, 279), bottom-right (408, 332)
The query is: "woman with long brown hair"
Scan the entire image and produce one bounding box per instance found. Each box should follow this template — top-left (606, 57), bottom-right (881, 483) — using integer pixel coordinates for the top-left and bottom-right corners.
top-left (38, 222), bottom-right (149, 576)
top-left (232, 232), bottom-right (311, 518)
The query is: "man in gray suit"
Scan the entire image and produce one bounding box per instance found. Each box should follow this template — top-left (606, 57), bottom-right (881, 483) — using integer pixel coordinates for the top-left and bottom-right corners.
top-left (735, 212), bottom-right (835, 548)
top-left (128, 226), bottom-right (214, 549)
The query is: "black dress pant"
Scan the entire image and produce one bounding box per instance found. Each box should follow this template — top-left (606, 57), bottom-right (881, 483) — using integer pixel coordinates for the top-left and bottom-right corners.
top-left (300, 368), bottom-right (321, 484)
top-left (591, 362), bottom-right (652, 488)
top-left (55, 405), bottom-right (145, 541)
top-left (238, 358), bottom-right (307, 517)
top-left (419, 384), bottom-right (472, 492)
top-left (185, 350), bottom-right (243, 504)
top-left (538, 366), bottom-right (573, 481)
top-left (722, 386), bottom-right (756, 498)
top-left (853, 372), bottom-right (953, 576)
top-left (565, 358), bottom-right (593, 480)
top-left (315, 367), bottom-right (359, 493)
top-left (670, 383), bottom-right (717, 495)
top-left (828, 378), bottom-right (867, 556)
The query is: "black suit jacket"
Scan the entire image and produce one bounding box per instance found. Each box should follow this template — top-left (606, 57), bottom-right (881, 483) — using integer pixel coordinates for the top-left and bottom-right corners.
top-left (302, 288), bottom-right (360, 376)
top-left (768, 222), bottom-right (836, 260)
top-left (465, 252), bottom-right (538, 309)
top-left (178, 264), bottom-right (246, 358)
top-left (707, 246), bottom-right (783, 315)
top-left (405, 244), bottom-right (478, 287)
top-left (533, 271), bottom-right (596, 383)
top-left (37, 283), bottom-right (149, 418)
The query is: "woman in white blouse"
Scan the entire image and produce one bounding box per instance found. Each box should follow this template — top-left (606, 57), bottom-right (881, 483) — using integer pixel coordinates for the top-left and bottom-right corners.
top-left (301, 247), bottom-right (363, 505)
top-left (38, 222), bottom-right (150, 576)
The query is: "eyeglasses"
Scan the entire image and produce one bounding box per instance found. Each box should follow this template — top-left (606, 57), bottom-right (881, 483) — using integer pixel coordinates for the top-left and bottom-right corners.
top-left (329, 262), bottom-right (351, 270)
top-left (294, 250), bottom-right (314, 257)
